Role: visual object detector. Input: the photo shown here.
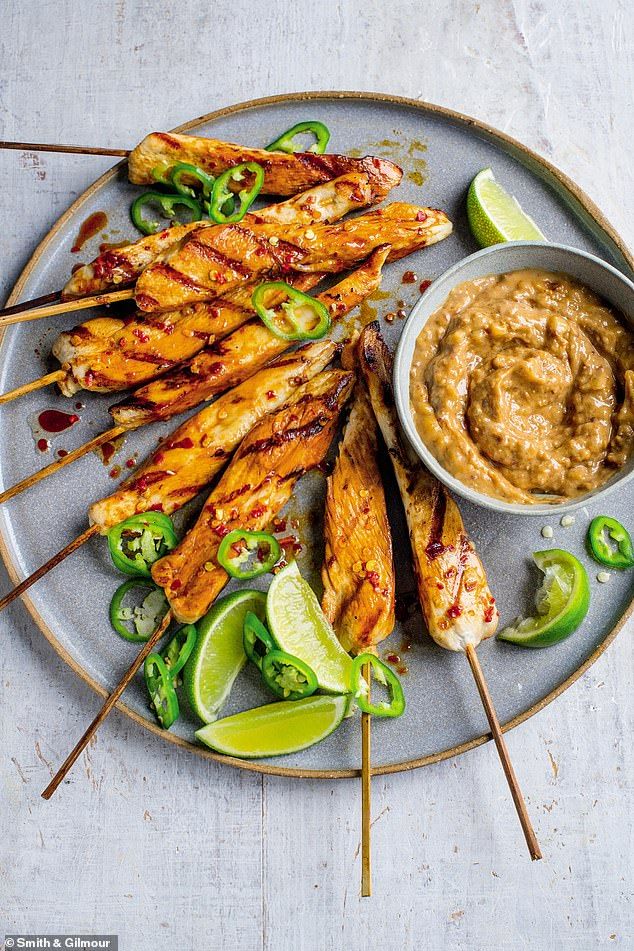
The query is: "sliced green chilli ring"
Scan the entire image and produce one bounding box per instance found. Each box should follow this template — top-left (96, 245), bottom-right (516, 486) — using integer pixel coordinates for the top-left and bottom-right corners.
top-left (144, 652), bottom-right (179, 729)
top-left (208, 162), bottom-right (264, 224)
top-left (252, 282), bottom-right (331, 341)
top-left (107, 512), bottom-right (179, 577)
top-left (265, 120), bottom-right (331, 154)
top-left (109, 578), bottom-right (167, 642)
top-left (351, 653), bottom-right (406, 718)
top-left (130, 190), bottom-right (203, 235)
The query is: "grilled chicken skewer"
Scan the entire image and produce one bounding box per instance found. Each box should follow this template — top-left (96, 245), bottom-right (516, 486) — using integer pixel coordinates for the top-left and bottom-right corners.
top-left (128, 132), bottom-right (402, 198)
top-left (89, 340), bottom-right (336, 532)
top-left (0, 252), bottom-right (388, 508)
top-left (359, 323), bottom-right (541, 860)
top-left (153, 369), bottom-right (354, 623)
top-left (135, 203), bottom-right (452, 313)
top-left (321, 346), bottom-right (396, 897)
top-left (41, 364), bottom-right (353, 799)
top-left (321, 373), bottom-right (395, 653)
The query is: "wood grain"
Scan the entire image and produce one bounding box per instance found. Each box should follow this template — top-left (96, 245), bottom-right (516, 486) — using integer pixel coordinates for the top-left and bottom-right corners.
top-left (0, 1), bottom-right (632, 949)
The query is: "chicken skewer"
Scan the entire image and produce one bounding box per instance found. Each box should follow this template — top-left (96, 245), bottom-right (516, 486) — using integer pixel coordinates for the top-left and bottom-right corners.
top-left (135, 203), bottom-right (451, 313)
top-left (0, 141), bottom-right (402, 322)
top-left (0, 129), bottom-right (401, 196)
top-left (321, 351), bottom-right (396, 897)
top-left (0, 170), bottom-right (385, 401)
top-left (359, 323), bottom-right (542, 861)
top-left (43, 367), bottom-right (353, 798)
top-left (0, 250), bottom-right (389, 508)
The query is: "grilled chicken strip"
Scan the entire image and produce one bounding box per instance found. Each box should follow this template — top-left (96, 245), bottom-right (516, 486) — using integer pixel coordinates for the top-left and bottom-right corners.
top-left (53, 274), bottom-right (322, 396)
top-left (360, 323), bottom-right (498, 651)
top-left (152, 370), bottom-right (354, 623)
top-left (321, 376), bottom-right (395, 654)
top-left (88, 340), bottom-right (335, 533)
top-left (135, 204), bottom-right (452, 313)
top-left (62, 170), bottom-right (384, 299)
top-left (110, 247), bottom-right (389, 428)
top-left (128, 132), bottom-right (402, 199)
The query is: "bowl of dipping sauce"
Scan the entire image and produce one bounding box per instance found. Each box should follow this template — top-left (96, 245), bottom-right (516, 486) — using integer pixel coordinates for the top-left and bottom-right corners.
top-left (394, 242), bottom-right (634, 516)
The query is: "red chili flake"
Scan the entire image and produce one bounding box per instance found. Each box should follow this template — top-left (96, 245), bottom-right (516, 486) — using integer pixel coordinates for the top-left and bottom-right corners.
top-left (147, 502), bottom-right (164, 512)
top-left (153, 452), bottom-right (165, 465)
top-left (132, 328), bottom-right (150, 343)
top-left (416, 211), bottom-right (428, 222)
top-left (109, 465), bottom-right (122, 478)
top-left (366, 570), bottom-right (381, 591)
top-left (75, 402), bottom-right (85, 410)
top-left (419, 280), bottom-right (432, 294)
top-left (171, 580), bottom-right (182, 590)
top-left (250, 505), bottom-right (266, 519)
top-left (447, 604), bottom-right (462, 619)
top-left (84, 370), bottom-right (95, 387)
top-left (278, 536), bottom-right (297, 548)
top-left (167, 437), bottom-right (194, 450)
top-left (272, 517), bottom-right (287, 532)
top-left (402, 270), bottom-right (417, 284)
top-left (266, 390), bottom-right (276, 399)
top-left (214, 524), bottom-right (231, 538)
top-left (37, 438), bottom-right (50, 452)
top-left (386, 652), bottom-right (400, 665)
top-left (125, 458), bottom-right (137, 469)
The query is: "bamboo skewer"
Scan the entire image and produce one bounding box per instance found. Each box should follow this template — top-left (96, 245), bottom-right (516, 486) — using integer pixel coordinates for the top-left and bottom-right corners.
top-left (465, 643), bottom-right (542, 861)
top-left (42, 609), bottom-right (172, 800)
top-left (0, 140), bottom-right (130, 157)
top-left (0, 291), bottom-right (61, 319)
top-left (0, 425), bottom-right (126, 507)
top-left (0, 523), bottom-right (99, 615)
top-left (0, 288), bottom-right (134, 327)
top-left (0, 369), bottom-right (66, 406)
top-left (361, 660), bottom-right (372, 897)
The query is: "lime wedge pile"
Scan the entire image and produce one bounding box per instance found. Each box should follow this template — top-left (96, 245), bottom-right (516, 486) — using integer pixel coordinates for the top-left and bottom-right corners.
top-left (467, 167), bottom-right (545, 247)
top-left (497, 549), bottom-right (590, 648)
top-left (196, 695), bottom-right (348, 758)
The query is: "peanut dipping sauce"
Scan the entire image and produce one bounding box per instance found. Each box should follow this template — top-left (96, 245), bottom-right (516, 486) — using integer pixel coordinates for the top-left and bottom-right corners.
top-left (409, 269), bottom-right (634, 504)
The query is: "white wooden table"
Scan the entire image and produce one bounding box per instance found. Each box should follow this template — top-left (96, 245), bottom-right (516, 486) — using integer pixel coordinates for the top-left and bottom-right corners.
top-left (1, 2), bottom-right (632, 948)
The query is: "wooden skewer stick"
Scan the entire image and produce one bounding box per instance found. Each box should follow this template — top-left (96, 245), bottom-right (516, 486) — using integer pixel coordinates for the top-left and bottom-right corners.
top-left (0, 288), bottom-right (135, 328)
top-left (0, 425), bottom-right (126, 507)
top-left (0, 523), bottom-right (100, 614)
top-left (465, 643), bottom-right (542, 861)
top-left (361, 660), bottom-right (372, 897)
top-left (0, 140), bottom-right (130, 157)
top-left (0, 369), bottom-right (66, 406)
top-left (42, 609), bottom-right (172, 800)
top-left (0, 291), bottom-right (61, 318)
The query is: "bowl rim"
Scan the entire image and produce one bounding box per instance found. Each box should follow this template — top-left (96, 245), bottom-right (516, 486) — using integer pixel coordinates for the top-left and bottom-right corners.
top-left (393, 240), bottom-right (634, 517)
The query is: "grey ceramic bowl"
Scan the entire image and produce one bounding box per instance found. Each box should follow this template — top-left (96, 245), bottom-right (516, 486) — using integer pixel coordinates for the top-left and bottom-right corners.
top-left (394, 241), bottom-right (634, 516)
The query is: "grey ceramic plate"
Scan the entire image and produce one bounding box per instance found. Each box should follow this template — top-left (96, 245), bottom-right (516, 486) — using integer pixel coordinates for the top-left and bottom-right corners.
top-left (1, 92), bottom-right (633, 779)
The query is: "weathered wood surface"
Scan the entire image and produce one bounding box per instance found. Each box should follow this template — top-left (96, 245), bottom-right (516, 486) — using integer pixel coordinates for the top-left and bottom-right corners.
top-left (0, 1), bottom-right (632, 948)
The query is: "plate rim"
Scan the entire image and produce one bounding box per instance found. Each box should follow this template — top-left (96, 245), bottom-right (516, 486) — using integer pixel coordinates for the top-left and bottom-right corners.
top-left (1, 89), bottom-right (633, 780)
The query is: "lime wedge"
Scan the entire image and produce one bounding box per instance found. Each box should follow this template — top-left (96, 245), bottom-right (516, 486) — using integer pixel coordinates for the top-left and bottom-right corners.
top-left (184, 589), bottom-right (267, 723)
top-left (497, 549), bottom-right (590, 648)
top-left (467, 167), bottom-right (545, 247)
top-left (196, 695), bottom-right (348, 758)
top-left (266, 561), bottom-right (353, 693)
